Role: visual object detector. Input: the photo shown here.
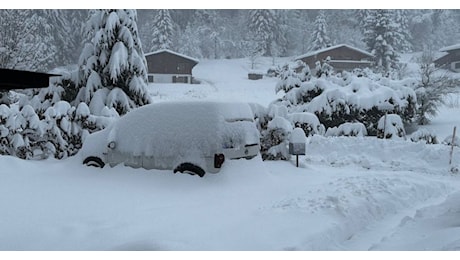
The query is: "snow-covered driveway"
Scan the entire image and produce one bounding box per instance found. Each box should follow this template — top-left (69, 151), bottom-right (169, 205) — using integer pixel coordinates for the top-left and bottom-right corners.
top-left (1, 135), bottom-right (459, 250)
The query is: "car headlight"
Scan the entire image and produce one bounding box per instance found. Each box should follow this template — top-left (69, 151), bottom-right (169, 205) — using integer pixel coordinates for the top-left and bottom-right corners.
top-left (108, 141), bottom-right (116, 149)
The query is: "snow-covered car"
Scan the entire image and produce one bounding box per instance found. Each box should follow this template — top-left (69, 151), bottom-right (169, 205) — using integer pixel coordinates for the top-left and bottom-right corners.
top-left (79, 101), bottom-right (260, 177)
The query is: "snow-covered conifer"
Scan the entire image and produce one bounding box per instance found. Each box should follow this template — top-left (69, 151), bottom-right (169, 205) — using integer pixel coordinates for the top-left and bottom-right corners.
top-left (393, 10), bottom-right (413, 53)
top-left (177, 22), bottom-right (203, 58)
top-left (309, 10), bottom-right (332, 51)
top-left (77, 9), bottom-right (151, 116)
top-left (248, 10), bottom-right (278, 57)
top-left (149, 9), bottom-right (175, 51)
top-left (363, 10), bottom-right (400, 74)
top-left (0, 10), bottom-right (57, 71)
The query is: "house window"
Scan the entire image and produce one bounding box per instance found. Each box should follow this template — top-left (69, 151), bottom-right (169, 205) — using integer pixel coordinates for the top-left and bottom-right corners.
top-left (173, 76), bottom-right (188, 83)
top-left (454, 62), bottom-right (460, 69)
top-left (148, 75), bottom-right (154, 83)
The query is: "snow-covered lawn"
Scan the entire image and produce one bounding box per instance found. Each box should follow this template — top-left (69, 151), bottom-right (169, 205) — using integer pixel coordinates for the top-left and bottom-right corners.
top-left (2, 58), bottom-right (460, 251)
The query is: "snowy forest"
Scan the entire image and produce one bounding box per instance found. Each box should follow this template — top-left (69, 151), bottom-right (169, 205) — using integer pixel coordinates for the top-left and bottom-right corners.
top-left (1, 9), bottom-right (460, 71)
top-left (1, 9), bottom-right (460, 161)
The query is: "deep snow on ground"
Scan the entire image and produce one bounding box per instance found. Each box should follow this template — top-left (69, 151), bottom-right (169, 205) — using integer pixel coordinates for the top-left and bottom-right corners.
top-left (2, 57), bottom-right (460, 251)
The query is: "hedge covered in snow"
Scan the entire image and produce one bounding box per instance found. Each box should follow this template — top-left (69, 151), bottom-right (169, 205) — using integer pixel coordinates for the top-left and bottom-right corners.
top-left (273, 61), bottom-right (417, 136)
top-left (0, 101), bottom-right (115, 160)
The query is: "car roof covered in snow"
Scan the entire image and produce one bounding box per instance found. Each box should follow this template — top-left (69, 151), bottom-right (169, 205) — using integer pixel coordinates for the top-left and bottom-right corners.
top-left (107, 101), bottom-right (254, 157)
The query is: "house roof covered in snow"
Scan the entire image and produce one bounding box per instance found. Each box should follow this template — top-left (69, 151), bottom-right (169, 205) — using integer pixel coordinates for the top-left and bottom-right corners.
top-left (144, 49), bottom-right (200, 63)
top-left (439, 44), bottom-right (460, 53)
top-left (295, 44), bottom-right (374, 60)
top-left (0, 68), bottom-right (60, 90)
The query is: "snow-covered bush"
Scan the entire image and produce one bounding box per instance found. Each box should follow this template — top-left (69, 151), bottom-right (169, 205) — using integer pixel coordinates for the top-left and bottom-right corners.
top-left (315, 58), bottom-right (333, 78)
top-left (289, 112), bottom-right (325, 137)
top-left (413, 52), bottom-right (460, 125)
top-left (249, 103), bottom-right (270, 132)
top-left (275, 61), bottom-right (311, 94)
top-left (260, 116), bottom-right (292, 161)
top-left (377, 114), bottom-right (406, 139)
top-left (442, 135), bottom-right (460, 147)
top-left (0, 100), bottom-right (116, 160)
top-left (274, 64), bottom-right (417, 136)
top-left (325, 122), bottom-right (368, 137)
top-left (410, 128), bottom-right (438, 144)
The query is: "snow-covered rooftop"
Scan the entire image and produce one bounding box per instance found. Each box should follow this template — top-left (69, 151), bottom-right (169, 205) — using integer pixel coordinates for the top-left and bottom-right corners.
top-left (439, 43), bottom-right (460, 52)
top-left (144, 49), bottom-right (200, 63)
top-left (295, 44), bottom-right (374, 60)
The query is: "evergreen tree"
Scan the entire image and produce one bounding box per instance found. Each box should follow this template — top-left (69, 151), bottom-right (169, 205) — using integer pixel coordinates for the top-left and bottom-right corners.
top-left (393, 10), bottom-right (413, 53)
top-left (285, 10), bottom-right (311, 55)
top-left (67, 10), bottom-right (89, 65)
top-left (328, 10), bottom-right (364, 49)
top-left (248, 9), bottom-right (277, 57)
top-left (309, 10), bottom-right (332, 51)
top-left (0, 10), bottom-right (56, 71)
top-left (363, 10), bottom-right (400, 74)
top-left (76, 9), bottom-right (151, 116)
top-left (177, 22), bottom-right (203, 58)
top-left (150, 9), bottom-right (175, 51)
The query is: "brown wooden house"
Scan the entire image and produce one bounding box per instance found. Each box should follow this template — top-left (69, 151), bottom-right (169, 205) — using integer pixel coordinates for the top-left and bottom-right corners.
top-left (144, 49), bottom-right (199, 84)
top-left (295, 44), bottom-right (374, 72)
top-left (434, 44), bottom-right (460, 72)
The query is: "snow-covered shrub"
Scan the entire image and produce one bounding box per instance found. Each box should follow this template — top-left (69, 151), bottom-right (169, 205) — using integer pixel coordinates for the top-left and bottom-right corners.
top-left (442, 135), bottom-right (460, 147)
top-left (260, 116), bottom-right (292, 161)
top-left (377, 114), bottom-right (406, 139)
top-left (275, 60), bottom-right (311, 94)
top-left (413, 52), bottom-right (460, 125)
top-left (410, 128), bottom-right (439, 144)
top-left (289, 112), bottom-right (325, 137)
top-left (325, 122), bottom-right (368, 137)
top-left (275, 68), bottom-right (417, 136)
top-left (0, 104), bottom-right (11, 155)
top-left (249, 103), bottom-right (270, 132)
top-left (0, 99), bottom-right (116, 160)
top-left (315, 58), bottom-right (333, 78)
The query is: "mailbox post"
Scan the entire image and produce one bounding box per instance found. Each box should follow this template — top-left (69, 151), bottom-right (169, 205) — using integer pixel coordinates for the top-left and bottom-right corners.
top-left (289, 128), bottom-right (307, 167)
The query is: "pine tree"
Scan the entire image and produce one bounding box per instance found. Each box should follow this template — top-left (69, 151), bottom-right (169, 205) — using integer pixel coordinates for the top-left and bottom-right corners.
top-left (363, 10), bottom-right (400, 74)
top-left (248, 9), bottom-right (277, 57)
top-left (77, 9), bottom-right (151, 116)
top-left (0, 10), bottom-right (56, 71)
top-left (192, 9), bottom-right (221, 58)
top-left (150, 9), bottom-right (175, 51)
top-left (177, 22), bottom-right (203, 58)
top-left (393, 10), bottom-right (413, 53)
top-left (309, 10), bottom-right (332, 51)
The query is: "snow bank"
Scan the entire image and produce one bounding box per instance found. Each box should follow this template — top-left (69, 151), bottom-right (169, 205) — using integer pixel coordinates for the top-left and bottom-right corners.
top-left (306, 135), bottom-right (459, 174)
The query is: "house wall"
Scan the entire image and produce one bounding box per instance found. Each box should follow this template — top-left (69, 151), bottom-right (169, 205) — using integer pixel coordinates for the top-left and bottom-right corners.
top-left (299, 46), bottom-right (373, 70)
top-left (145, 52), bottom-right (197, 75)
top-left (147, 73), bottom-right (192, 84)
top-left (329, 61), bottom-right (374, 72)
top-left (435, 50), bottom-right (460, 72)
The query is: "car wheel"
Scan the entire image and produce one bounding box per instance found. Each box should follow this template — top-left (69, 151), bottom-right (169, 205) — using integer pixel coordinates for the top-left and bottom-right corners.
top-left (174, 163), bottom-right (205, 177)
top-left (245, 155), bottom-right (256, 160)
top-left (83, 156), bottom-right (105, 168)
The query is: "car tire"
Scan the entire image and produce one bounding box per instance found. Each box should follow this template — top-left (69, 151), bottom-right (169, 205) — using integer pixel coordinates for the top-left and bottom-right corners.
top-left (174, 163), bottom-right (205, 177)
top-left (83, 156), bottom-right (105, 168)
